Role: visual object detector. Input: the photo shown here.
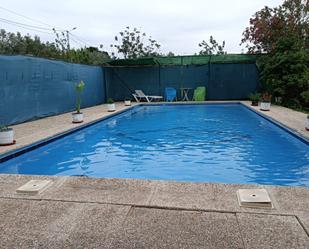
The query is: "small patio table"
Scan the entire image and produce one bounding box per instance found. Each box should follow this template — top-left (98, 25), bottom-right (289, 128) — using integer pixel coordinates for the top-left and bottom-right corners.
top-left (180, 87), bottom-right (192, 101)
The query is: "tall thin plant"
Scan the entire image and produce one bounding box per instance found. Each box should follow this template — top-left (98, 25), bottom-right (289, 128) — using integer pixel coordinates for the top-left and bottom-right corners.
top-left (75, 80), bottom-right (85, 113)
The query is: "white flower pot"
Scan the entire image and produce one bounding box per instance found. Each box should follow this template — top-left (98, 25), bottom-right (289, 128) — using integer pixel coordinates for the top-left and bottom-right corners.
top-left (0, 129), bottom-right (14, 145)
top-left (107, 103), bottom-right (116, 112)
top-left (306, 118), bottom-right (309, 131)
top-left (260, 101), bottom-right (271, 111)
top-left (124, 100), bottom-right (131, 106)
top-left (72, 113), bottom-right (84, 123)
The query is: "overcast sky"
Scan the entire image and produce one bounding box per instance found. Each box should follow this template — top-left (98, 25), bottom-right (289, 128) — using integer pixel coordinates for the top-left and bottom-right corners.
top-left (0, 0), bottom-right (283, 55)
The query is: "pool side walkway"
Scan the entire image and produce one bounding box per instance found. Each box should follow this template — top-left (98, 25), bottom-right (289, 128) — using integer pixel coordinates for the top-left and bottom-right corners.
top-left (0, 174), bottom-right (308, 248)
top-left (0, 101), bottom-right (308, 248)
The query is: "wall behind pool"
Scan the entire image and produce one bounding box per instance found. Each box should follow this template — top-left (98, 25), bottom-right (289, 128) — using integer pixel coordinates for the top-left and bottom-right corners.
top-left (104, 63), bottom-right (260, 101)
top-left (0, 55), bottom-right (105, 125)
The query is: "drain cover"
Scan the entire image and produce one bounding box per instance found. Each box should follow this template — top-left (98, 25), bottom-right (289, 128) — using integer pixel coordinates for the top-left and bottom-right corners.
top-left (237, 189), bottom-right (273, 209)
top-left (16, 180), bottom-right (52, 195)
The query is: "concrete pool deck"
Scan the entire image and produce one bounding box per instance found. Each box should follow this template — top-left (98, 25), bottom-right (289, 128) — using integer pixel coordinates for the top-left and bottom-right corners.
top-left (0, 101), bottom-right (308, 248)
top-left (0, 174), bottom-right (308, 248)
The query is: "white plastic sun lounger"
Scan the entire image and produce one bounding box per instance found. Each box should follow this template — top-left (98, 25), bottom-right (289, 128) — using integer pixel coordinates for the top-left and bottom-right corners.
top-left (132, 90), bottom-right (163, 102)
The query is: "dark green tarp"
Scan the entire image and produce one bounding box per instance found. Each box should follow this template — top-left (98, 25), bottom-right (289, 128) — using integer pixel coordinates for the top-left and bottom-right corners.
top-left (105, 54), bottom-right (258, 66)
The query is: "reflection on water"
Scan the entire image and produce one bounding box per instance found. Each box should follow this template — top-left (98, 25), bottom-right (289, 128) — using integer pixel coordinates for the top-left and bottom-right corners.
top-left (0, 104), bottom-right (308, 186)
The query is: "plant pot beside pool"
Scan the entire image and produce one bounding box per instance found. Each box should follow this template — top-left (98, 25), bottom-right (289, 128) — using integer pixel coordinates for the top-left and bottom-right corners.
top-left (72, 80), bottom-right (85, 123)
top-left (107, 103), bottom-right (116, 112)
top-left (107, 98), bottom-right (116, 112)
top-left (72, 112), bottom-right (84, 123)
top-left (306, 116), bottom-right (309, 131)
top-left (260, 101), bottom-right (271, 111)
top-left (248, 92), bottom-right (260, 106)
top-left (124, 98), bottom-right (131, 106)
top-left (260, 92), bottom-right (272, 111)
top-left (0, 127), bottom-right (15, 145)
top-left (251, 100), bottom-right (259, 106)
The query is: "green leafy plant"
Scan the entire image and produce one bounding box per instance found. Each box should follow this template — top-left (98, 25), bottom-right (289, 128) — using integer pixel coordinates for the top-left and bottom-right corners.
top-left (241, 0), bottom-right (308, 110)
top-left (107, 98), bottom-right (114, 104)
top-left (261, 92), bottom-right (272, 102)
top-left (125, 97), bottom-right (131, 101)
top-left (0, 125), bottom-right (11, 132)
top-left (249, 92), bottom-right (260, 102)
top-left (75, 80), bottom-right (85, 113)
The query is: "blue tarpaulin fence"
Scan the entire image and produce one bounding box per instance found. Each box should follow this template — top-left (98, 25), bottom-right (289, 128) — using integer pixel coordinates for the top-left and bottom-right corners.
top-left (0, 55), bottom-right (105, 125)
top-left (0, 54), bottom-right (260, 126)
top-left (105, 63), bottom-right (259, 101)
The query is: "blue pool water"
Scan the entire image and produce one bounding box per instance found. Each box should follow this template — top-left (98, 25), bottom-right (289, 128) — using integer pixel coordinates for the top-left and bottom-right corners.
top-left (0, 104), bottom-right (308, 186)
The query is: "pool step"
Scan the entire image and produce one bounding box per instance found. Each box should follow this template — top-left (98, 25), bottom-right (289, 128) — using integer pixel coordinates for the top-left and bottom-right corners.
top-left (16, 180), bottom-right (52, 195)
top-left (237, 189), bottom-right (273, 209)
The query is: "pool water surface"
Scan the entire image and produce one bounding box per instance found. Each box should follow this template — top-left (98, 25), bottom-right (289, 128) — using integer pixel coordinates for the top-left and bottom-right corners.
top-left (0, 104), bottom-right (308, 186)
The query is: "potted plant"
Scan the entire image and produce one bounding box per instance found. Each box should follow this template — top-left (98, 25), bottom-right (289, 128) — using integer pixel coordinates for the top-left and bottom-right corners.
top-left (249, 92), bottom-right (260, 106)
top-left (306, 114), bottom-right (309, 131)
top-left (72, 80), bottom-right (85, 123)
top-left (107, 98), bottom-right (116, 112)
top-left (0, 125), bottom-right (15, 146)
top-left (124, 97), bottom-right (131, 106)
top-left (260, 92), bottom-right (272, 111)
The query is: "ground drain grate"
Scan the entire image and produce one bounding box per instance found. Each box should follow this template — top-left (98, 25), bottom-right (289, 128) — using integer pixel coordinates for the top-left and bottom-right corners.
top-left (16, 180), bottom-right (52, 195)
top-left (237, 189), bottom-right (273, 209)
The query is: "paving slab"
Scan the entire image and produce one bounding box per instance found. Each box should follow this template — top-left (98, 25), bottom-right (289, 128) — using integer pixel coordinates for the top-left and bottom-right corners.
top-left (0, 174), bottom-right (65, 200)
top-left (265, 185), bottom-right (309, 214)
top-left (42, 176), bottom-right (157, 206)
top-left (149, 180), bottom-right (216, 210)
top-left (110, 207), bottom-right (244, 249)
top-left (237, 213), bottom-right (309, 249)
top-left (0, 198), bottom-right (130, 249)
top-left (296, 211), bottom-right (309, 235)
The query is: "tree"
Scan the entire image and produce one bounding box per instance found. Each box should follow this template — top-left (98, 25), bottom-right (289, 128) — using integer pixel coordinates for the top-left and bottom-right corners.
top-left (241, 0), bottom-right (309, 109)
top-left (241, 0), bottom-right (308, 53)
top-left (0, 29), bottom-right (110, 65)
top-left (258, 35), bottom-right (309, 108)
top-left (198, 36), bottom-right (226, 55)
top-left (110, 27), bottom-right (161, 59)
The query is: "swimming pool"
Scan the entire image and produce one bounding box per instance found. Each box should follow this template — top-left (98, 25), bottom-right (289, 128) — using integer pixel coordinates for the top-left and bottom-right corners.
top-left (0, 104), bottom-right (308, 186)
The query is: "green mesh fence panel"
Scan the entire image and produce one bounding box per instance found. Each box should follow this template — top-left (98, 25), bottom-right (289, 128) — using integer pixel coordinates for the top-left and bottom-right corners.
top-left (105, 54), bottom-right (258, 66)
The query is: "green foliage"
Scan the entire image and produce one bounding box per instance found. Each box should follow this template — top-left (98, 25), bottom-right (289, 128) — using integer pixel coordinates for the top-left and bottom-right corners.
top-left (198, 36), bottom-right (226, 55)
top-left (241, 0), bottom-right (308, 53)
top-left (0, 29), bottom-right (110, 65)
top-left (242, 0), bottom-right (309, 110)
top-left (110, 27), bottom-right (161, 59)
top-left (0, 125), bottom-right (10, 132)
top-left (248, 92), bottom-right (260, 102)
top-left (258, 35), bottom-right (309, 108)
top-left (75, 81), bottom-right (85, 113)
top-left (107, 98), bottom-right (114, 104)
top-left (260, 92), bottom-right (272, 102)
